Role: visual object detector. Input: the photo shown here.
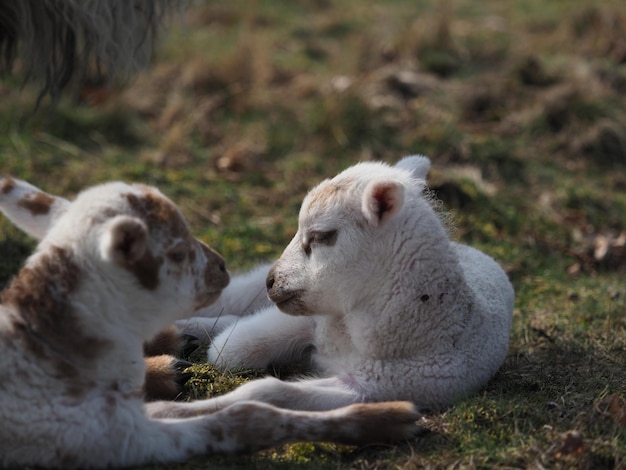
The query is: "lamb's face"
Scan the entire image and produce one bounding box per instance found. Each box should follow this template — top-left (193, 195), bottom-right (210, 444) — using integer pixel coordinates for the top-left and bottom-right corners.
top-left (267, 162), bottom-right (414, 316)
top-left (44, 183), bottom-right (229, 326)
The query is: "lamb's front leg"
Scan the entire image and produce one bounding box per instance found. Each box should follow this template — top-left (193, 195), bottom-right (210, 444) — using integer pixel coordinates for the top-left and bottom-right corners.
top-left (175, 314), bottom-right (242, 342)
top-left (146, 375), bottom-right (364, 418)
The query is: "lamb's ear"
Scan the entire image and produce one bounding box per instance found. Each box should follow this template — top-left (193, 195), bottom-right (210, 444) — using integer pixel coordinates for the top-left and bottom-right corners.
top-left (100, 215), bottom-right (149, 265)
top-left (362, 179), bottom-right (405, 227)
top-left (394, 155), bottom-right (431, 182)
top-left (0, 177), bottom-right (70, 240)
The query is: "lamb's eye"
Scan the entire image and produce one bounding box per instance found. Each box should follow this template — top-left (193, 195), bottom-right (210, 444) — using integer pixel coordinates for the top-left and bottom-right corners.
top-left (311, 230), bottom-right (338, 246)
top-left (303, 230), bottom-right (337, 257)
top-left (167, 245), bottom-right (187, 263)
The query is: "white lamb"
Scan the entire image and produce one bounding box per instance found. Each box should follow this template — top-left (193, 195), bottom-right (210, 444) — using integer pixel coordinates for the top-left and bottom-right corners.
top-left (200, 156), bottom-right (514, 412)
top-left (0, 177), bottom-right (418, 468)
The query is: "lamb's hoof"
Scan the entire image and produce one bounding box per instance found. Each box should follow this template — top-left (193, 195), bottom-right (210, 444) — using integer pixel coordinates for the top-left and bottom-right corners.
top-left (144, 355), bottom-right (194, 401)
top-left (144, 326), bottom-right (198, 357)
top-left (174, 360), bottom-right (193, 385)
top-left (180, 334), bottom-right (200, 357)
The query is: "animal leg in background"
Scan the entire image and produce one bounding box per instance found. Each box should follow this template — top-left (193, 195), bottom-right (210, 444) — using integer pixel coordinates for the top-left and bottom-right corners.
top-left (208, 306), bottom-right (315, 370)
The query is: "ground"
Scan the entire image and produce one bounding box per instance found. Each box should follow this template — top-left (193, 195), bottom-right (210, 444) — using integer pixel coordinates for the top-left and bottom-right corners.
top-left (1, 0), bottom-right (625, 468)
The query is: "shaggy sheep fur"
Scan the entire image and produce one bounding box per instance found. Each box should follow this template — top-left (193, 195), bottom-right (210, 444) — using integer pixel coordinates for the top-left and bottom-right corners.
top-left (198, 156), bottom-right (514, 412)
top-left (0, 0), bottom-right (180, 102)
top-left (0, 177), bottom-right (418, 468)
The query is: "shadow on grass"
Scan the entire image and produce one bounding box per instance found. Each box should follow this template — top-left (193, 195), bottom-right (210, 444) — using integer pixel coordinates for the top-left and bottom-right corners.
top-left (492, 337), bottom-right (625, 419)
top-left (0, 238), bottom-right (33, 289)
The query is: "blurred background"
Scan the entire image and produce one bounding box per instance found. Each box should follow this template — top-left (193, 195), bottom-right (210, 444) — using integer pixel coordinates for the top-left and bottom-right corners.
top-left (1, 0), bottom-right (625, 281)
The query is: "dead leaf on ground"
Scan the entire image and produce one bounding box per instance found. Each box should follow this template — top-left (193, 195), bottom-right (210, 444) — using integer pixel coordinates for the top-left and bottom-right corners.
top-left (595, 393), bottom-right (626, 427)
top-left (554, 430), bottom-right (585, 459)
top-left (608, 394), bottom-right (626, 427)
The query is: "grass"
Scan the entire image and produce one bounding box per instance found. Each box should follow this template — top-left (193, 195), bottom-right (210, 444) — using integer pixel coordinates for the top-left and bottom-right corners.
top-left (1, 0), bottom-right (626, 468)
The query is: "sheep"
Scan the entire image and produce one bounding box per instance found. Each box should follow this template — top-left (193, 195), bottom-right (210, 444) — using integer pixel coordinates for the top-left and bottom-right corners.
top-left (196, 156), bottom-right (514, 412)
top-left (0, 176), bottom-right (418, 468)
top-left (0, 0), bottom-right (181, 102)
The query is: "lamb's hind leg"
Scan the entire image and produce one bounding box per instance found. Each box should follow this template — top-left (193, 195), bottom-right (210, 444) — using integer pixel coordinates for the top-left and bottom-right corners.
top-left (61, 401), bottom-right (417, 468)
top-left (200, 400), bottom-right (419, 451)
top-left (139, 400), bottom-right (419, 462)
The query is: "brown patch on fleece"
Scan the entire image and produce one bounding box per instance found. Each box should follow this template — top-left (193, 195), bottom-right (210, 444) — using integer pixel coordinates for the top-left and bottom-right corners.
top-left (123, 190), bottom-right (193, 290)
top-left (1, 177), bottom-right (15, 194)
top-left (199, 242), bottom-right (228, 291)
top-left (17, 192), bottom-right (55, 216)
top-left (125, 189), bottom-right (189, 240)
top-left (124, 244), bottom-right (163, 290)
top-left (305, 178), bottom-right (353, 214)
top-left (1, 246), bottom-right (110, 376)
top-left (321, 401), bottom-right (419, 445)
top-left (125, 247), bottom-right (163, 291)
